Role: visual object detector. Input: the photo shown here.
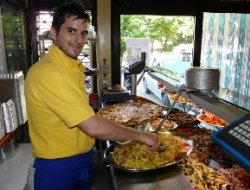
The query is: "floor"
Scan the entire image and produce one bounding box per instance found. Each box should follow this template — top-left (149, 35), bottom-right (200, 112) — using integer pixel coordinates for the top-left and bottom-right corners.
top-left (0, 82), bottom-right (162, 190)
top-left (0, 143), bottom-right (33, 190)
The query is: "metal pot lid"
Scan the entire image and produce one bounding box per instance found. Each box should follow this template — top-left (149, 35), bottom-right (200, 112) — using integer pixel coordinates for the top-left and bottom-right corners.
top-left (185, 67), bottom-right (220, 90)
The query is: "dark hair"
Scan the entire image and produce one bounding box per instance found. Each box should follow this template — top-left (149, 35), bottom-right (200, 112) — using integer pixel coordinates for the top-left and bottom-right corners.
top-left (52, 1), bottom-right (90, 32)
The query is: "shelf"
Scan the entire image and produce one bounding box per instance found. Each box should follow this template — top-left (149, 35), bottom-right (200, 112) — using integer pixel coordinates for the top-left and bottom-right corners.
top-left (84, 68), bottom-right (98, 76)
top-left (148, 71), bottom-right (247, 122)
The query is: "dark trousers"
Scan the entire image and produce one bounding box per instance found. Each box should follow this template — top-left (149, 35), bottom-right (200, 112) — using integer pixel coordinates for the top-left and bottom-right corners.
top-left (34, 150), bottom-right (94, 190)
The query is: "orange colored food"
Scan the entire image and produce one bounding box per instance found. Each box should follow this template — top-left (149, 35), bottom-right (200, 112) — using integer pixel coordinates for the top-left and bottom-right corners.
top-left (198, 112), bottom-right (227, 127)
top-left (169, 93), bottom-right (190, 104)
top-left (157, 82), bottom-right (164, 89)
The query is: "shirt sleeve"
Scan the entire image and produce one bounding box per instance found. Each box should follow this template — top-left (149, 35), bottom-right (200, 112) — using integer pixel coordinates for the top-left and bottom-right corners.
top-left (37, 71), bottom-right (95, 127)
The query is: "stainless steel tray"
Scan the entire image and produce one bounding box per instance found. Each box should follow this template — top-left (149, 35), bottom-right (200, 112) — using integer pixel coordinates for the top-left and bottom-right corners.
top-left (104, 132), bottom-right (194, 173)
top-left (147, 120), bottom-right (178, 132)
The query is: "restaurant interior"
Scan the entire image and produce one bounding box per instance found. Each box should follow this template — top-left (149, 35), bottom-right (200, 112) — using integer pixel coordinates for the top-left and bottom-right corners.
top-left (0, 0), bottom-right (250, 189)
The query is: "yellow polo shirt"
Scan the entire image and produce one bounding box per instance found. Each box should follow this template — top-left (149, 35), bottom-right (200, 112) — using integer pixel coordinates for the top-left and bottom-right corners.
top-left (25, 44), bottom-right (95, 159)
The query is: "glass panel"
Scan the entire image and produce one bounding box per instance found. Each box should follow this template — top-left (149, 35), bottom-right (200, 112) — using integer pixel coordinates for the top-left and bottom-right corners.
top-left (121, 15), bottom-right (195, 82)
top-left (1, 7), bottom-right (25, 72)
top-left (36, 11), bottom-right (53, 57)
top-left (201, 13), bottom-right (250, 110)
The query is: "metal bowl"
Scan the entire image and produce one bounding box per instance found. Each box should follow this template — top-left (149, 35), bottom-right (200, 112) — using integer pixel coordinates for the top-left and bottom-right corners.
top-left (104, 131), bottom-right (194, 173)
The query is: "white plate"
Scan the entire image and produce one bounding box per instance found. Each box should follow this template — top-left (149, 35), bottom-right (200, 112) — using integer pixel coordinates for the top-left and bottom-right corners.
top-left (148, 119), bottom-right (178, 132)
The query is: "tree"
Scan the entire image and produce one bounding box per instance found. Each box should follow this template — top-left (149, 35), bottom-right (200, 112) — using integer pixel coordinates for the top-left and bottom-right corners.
top-left (120, 15), bottom-right (146, 58)
top-left (120, 15), bottom-right (194, 57)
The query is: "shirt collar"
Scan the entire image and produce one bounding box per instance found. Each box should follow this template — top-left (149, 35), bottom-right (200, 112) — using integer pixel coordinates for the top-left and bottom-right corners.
top-left (49, 43), bottom-right (82, 70)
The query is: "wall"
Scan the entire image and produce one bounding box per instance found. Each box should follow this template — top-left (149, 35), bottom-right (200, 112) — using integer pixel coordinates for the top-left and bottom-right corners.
top-left (96, 0), bottom-right (112, 95)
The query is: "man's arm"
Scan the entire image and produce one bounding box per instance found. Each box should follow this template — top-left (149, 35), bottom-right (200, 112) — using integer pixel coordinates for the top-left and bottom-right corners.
top-left (76, 115), bottom-right (159, 150)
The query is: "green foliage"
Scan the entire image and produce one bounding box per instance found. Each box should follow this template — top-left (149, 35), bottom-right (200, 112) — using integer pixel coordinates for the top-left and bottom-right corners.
top-left (120, 15), bottom-right (194, 57)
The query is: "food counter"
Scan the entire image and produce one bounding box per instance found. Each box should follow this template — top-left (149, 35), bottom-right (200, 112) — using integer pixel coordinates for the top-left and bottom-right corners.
top-left (97, 96), bottom-right (250, 190)
top-left (106, 164), bottom-right (193, 190)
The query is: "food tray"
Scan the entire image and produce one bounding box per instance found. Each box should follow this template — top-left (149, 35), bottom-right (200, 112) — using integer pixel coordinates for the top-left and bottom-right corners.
top-left (196, 113), bottom-right (225, 128)
top-left (104, 132), bottom-right (194, 173)
top-left (147, 119), bottom-right (178, 132)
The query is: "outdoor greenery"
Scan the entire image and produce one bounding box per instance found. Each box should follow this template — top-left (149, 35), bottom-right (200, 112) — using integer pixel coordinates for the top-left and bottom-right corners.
top-left (120, 15), bottom-right (194, 58)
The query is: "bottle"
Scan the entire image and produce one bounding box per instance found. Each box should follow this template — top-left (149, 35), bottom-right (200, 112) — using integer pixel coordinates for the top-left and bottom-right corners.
top-left (102, 59), bottom-right (109, 88)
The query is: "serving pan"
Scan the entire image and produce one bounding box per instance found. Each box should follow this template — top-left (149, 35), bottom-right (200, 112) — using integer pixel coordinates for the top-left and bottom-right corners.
top-left (196, 113), bottom-right (226, 128)
top-left (147, 119), bottom-right (178, 132)
top-left (104, 131), bottom-right (194, 173)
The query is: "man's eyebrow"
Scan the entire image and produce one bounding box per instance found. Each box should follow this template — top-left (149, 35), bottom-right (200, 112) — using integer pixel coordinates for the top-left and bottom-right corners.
top-left (66, 27), bottom-right (77, 31)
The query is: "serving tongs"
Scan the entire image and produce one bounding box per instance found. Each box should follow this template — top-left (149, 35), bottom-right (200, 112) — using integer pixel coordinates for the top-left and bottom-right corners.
top-left (154, 88), bottom-right (185, 133)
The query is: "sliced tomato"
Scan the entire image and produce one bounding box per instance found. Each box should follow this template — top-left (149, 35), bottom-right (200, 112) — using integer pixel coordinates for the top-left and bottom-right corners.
top-left (157, 82), bottom-right (164, 89)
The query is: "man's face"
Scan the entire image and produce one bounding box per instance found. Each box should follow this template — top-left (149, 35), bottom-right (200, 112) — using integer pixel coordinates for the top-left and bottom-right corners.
top-left (50, 16), bottom-right (89, 59)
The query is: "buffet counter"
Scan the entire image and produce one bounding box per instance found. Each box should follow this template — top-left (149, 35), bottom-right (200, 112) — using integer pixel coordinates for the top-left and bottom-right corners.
top-left (98, 99), bottom-right (195, 189)
top-left (97, 96), bottom-right (250, 190)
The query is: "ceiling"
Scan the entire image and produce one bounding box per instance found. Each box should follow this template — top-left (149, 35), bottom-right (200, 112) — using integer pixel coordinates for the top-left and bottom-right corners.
top-left (29, 0), bottom-right (95, 11)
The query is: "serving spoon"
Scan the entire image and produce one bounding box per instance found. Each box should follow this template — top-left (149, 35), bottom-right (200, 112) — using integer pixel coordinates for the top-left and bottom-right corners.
top-left (154, 88), bottom-right (185, 133)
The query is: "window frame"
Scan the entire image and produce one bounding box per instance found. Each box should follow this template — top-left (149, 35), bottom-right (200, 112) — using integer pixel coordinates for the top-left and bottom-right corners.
top-left (110, 0), bottom-right (250, 121)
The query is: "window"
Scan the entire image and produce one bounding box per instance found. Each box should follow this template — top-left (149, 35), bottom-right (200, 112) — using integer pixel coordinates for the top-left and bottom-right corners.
top-left (1, 4), bottom-right (25, 72)
top-left (121, 15), bottom-right (194, 82)
top-left (36, 11), bottom-right (53, 57)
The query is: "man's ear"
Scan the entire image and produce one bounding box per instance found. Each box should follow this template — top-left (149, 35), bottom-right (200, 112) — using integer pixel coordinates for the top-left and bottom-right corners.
top-left (49, 27), bottom-right (57, 41)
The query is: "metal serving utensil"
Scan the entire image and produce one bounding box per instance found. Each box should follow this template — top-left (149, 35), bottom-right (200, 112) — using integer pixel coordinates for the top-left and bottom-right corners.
top-left (154, 88), bottom-right (185, 133)
top-left (155, 67), bottom-right (220, 133)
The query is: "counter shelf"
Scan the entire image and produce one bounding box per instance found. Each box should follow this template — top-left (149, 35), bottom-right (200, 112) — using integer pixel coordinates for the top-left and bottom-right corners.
top-left (84, 68), bottom-right (98, 76)
top-left (147, 71), bottom-right (247, 123)
top-left (107, 164), bottom-right (193, 190)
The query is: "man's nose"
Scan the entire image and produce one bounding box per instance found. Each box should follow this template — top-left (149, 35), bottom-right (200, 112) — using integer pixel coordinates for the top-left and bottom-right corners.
top-left (76, 33), bottom-right (86, 44)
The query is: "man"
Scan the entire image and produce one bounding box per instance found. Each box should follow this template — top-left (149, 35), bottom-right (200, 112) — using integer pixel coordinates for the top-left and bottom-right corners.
top-left (24, 2), bottom-right (159, 190)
